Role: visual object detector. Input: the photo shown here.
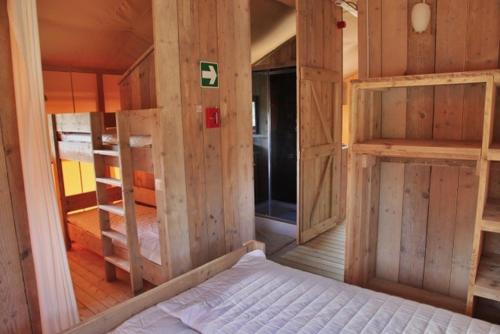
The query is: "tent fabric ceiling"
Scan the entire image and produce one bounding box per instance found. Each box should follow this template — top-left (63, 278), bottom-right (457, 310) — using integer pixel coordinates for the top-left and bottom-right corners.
top-left (37, 0), bottom-right (153, 72)
top-left (37, 0), bottom-right (357, 76)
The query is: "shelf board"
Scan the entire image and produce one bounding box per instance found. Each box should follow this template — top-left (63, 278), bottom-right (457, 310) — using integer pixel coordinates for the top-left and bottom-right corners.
top-left (367, 277), bottom-right (465, 314)
top-left (474, 254), bottom-right (500, 302)
top-left (487, 144), bottom-right (500, 161)
top-left (351, 139), bottom-right (481, 161)
top-left (482, 201), bottom-right (500, 233)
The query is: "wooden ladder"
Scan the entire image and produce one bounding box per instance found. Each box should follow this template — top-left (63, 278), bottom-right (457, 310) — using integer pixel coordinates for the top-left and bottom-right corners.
top-left (467, 74), bottom-right (500, 314)
top-left (89, 112), bottom-right (143, 295)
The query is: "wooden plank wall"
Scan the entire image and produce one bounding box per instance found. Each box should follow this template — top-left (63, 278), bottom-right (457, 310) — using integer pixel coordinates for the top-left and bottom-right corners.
top-left (252, 37), bottom-right (296, 71)
top-left (357, 0), bottom-right (499, 300)
top-left (151, 0), bottom-right (254, 277)
top-left (0, 0), bottom-right (41, 332)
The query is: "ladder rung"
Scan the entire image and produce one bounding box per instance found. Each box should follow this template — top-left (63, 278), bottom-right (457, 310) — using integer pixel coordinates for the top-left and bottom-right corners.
top-left (94, 149), bottom-right (119, 157)
top-left (482, 221), bottom-right (500, 234)
top-left (98, 204), bottom-right (125, 216)
top-left (102, 230), bottom-right (127, 245)
top-left (105, 256), bottom-right (130, 272)
top-left (96, 177), bottom-right (122, 187)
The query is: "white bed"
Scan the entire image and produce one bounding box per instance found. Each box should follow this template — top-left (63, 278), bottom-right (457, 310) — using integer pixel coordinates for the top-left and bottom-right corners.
top-left (111, 250), bottom-right (500, 334)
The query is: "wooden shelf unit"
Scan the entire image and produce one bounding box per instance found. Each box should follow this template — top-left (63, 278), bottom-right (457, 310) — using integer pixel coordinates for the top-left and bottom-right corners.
top-left (346, 70), bottom-right (500, 315)
top-left (468, 70), bottom-right (500, 315)
top-left (473, 254), bottom-right (500, 302)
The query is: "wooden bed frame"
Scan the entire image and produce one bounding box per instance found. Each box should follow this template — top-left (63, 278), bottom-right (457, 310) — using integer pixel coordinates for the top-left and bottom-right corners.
top-left (63, 240), bottom-right (265, 334)
top-left (50, 108), bottom-right (170, 286)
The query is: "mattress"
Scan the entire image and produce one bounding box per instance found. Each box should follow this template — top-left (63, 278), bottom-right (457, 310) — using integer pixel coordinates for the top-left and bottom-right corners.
top-left (60, 132), bottom-right (152, 148)
top-left (67, 203), bottom-right (160, 264)
top-left (113, 250), bottom-right (500, 334)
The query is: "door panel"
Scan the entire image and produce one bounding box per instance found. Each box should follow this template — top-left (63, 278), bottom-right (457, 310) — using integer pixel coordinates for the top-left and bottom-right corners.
top-left (297, 0), bottom-right (342, 243)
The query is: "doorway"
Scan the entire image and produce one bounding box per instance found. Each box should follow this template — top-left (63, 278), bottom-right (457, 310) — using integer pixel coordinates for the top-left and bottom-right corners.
top-left (253, 68), bottom-right (297, 225)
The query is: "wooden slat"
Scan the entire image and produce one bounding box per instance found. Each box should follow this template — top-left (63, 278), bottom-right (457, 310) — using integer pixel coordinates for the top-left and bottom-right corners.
top-left (115, 111), bottom-right (143, 294)
top-left (376, 162), bottom-right (404, 281)
top-left (89, 112), bottom-right (116, 281)
top-left (423, 166), bottom-right (459, 295)
top-left (56, 113), bottom-right (92, 133)
top-left (473, 254), bottom-right (500, 302)
top-left (177, 0), bottom-right (208, 267)
top-left (152, 0), bottom-right (192, 277)
top-left (96, 177), bottom-right (122, 187)
top-left (65, 188), bottom-right (122, 213)
top-left (352, 139), bottom-right (481, 161)
top-left (1, 5), bottom-right (41, 328)
top-left (300, 66), bottom-right (340, 83)
top-left (449, 167), bottom-right (478, 299)
top-left (354, 71), bottom-right (496, 90)
top-left (398, 164), bottom-right (430, 288)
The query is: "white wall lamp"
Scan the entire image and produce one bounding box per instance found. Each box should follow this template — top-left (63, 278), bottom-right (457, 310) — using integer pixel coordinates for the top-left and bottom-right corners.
top-left (411, 0), bottom-right (431, 33)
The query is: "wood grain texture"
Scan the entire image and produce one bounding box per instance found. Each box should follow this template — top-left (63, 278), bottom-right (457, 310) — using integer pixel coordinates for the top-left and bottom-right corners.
top-left (376, 162), bottom-right (404, 281)
top-left (399, 164), bottom-right (430, 288)
top-left (177, 0), bottom-right (208, 267)
top-left (0, 1), bottom-right (41, 331)
top-left (296, 0), bottom-right (343, 243)
top-left (199, 0), bottom-right (225, 260)
top-left (253, 37), bottom-right (296, 71)
top-left (144, 0), bottom-right (255, 276)
top-left (424, 166), bottom-right (459, 295)
top-left (450, 167), bottom-right (478, 299)
top-left (351, 0), bottom-right (498, 309)
top-left (152, 0), bottom-right (192, 277)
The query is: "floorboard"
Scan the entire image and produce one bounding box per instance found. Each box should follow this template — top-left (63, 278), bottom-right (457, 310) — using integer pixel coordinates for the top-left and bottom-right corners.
top-left (67, 243), bottom-right (152, 321)
top-left (272, 222), bottom-right (345, 282)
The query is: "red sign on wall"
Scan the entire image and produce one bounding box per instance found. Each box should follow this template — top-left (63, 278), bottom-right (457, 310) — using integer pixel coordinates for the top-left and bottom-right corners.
top-left (205, 107), bottom-right (220, 128)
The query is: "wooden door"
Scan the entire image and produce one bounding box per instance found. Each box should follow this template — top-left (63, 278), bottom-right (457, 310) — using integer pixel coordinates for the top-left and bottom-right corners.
top-left (297, 0), bottom-right (343, 243)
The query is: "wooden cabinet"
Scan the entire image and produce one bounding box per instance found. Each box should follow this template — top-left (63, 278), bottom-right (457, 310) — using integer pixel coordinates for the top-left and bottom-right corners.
top-left (43, 71), bottom-right (73, 113)
top-left (43, 71), bottom-right (99, 113)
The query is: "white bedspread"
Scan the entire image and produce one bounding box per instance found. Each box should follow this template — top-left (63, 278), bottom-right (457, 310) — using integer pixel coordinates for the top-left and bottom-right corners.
top-left (114, 250), bottom-right (500, 334)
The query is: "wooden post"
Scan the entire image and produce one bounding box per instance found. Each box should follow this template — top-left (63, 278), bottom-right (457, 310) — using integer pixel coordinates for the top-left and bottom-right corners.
top-left (0, 0), bottom-right (41, 331)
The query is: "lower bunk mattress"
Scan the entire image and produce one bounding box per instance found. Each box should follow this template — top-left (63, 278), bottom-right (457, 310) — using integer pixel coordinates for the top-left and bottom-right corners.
top-left (112, 250), bottom-right (500, 334)
top-left (67, 203), bottom-right (160, 264)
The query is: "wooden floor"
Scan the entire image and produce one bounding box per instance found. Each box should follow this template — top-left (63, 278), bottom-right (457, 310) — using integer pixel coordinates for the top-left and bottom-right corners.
top-left (272, 222), bottom-right (345, 281)
top-left (67, 243), bottom-right (148, 321)
top-left (256, 229), bottom-right (295, 256)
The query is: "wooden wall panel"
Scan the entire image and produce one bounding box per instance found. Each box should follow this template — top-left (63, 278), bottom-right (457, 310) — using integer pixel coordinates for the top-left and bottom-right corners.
top-left (150, 0), bottom-right (254, 277)
top-left (199, 0), bottom-right (226, 260)
top-left (357, 0), bottom-right (499, 301)
top-left (0, 0), bottom-right (41, 331)
top-left (376, 162), bottom-right (404, 281)
top-left (399, 164), bottom-right (430, 288)
top-left (253, 37), bottom-right (296, 71)
top-left (423, 166), bottom-right (459, 295)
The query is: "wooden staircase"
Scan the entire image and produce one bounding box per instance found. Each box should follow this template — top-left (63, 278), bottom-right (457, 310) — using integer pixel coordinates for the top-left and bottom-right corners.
top-left (89, 112), bottom-right (143, 295)
top-left (467, 73), bottom-right (500, 314)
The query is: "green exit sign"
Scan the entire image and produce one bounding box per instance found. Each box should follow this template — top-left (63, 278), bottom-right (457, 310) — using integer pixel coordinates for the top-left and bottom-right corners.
top-left (200, 61), bottom-right (219, 88)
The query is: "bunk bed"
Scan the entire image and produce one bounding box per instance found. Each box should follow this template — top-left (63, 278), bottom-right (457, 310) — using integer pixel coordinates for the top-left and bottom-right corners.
top-left (63, 240), bottom-right (500, 334)
top-left (52, 109), bottom-right (168, 286)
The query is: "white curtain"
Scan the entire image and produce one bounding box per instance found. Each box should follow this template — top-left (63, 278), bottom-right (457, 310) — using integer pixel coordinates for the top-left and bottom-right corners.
top-left (7, 0), bottom-right (79, 332)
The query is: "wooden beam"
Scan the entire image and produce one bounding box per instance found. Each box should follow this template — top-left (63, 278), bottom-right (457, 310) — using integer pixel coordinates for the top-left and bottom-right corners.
top-left (152, 0), bottom-right (192, 277)
top-left (0, 0), bottom-right (41, 331)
